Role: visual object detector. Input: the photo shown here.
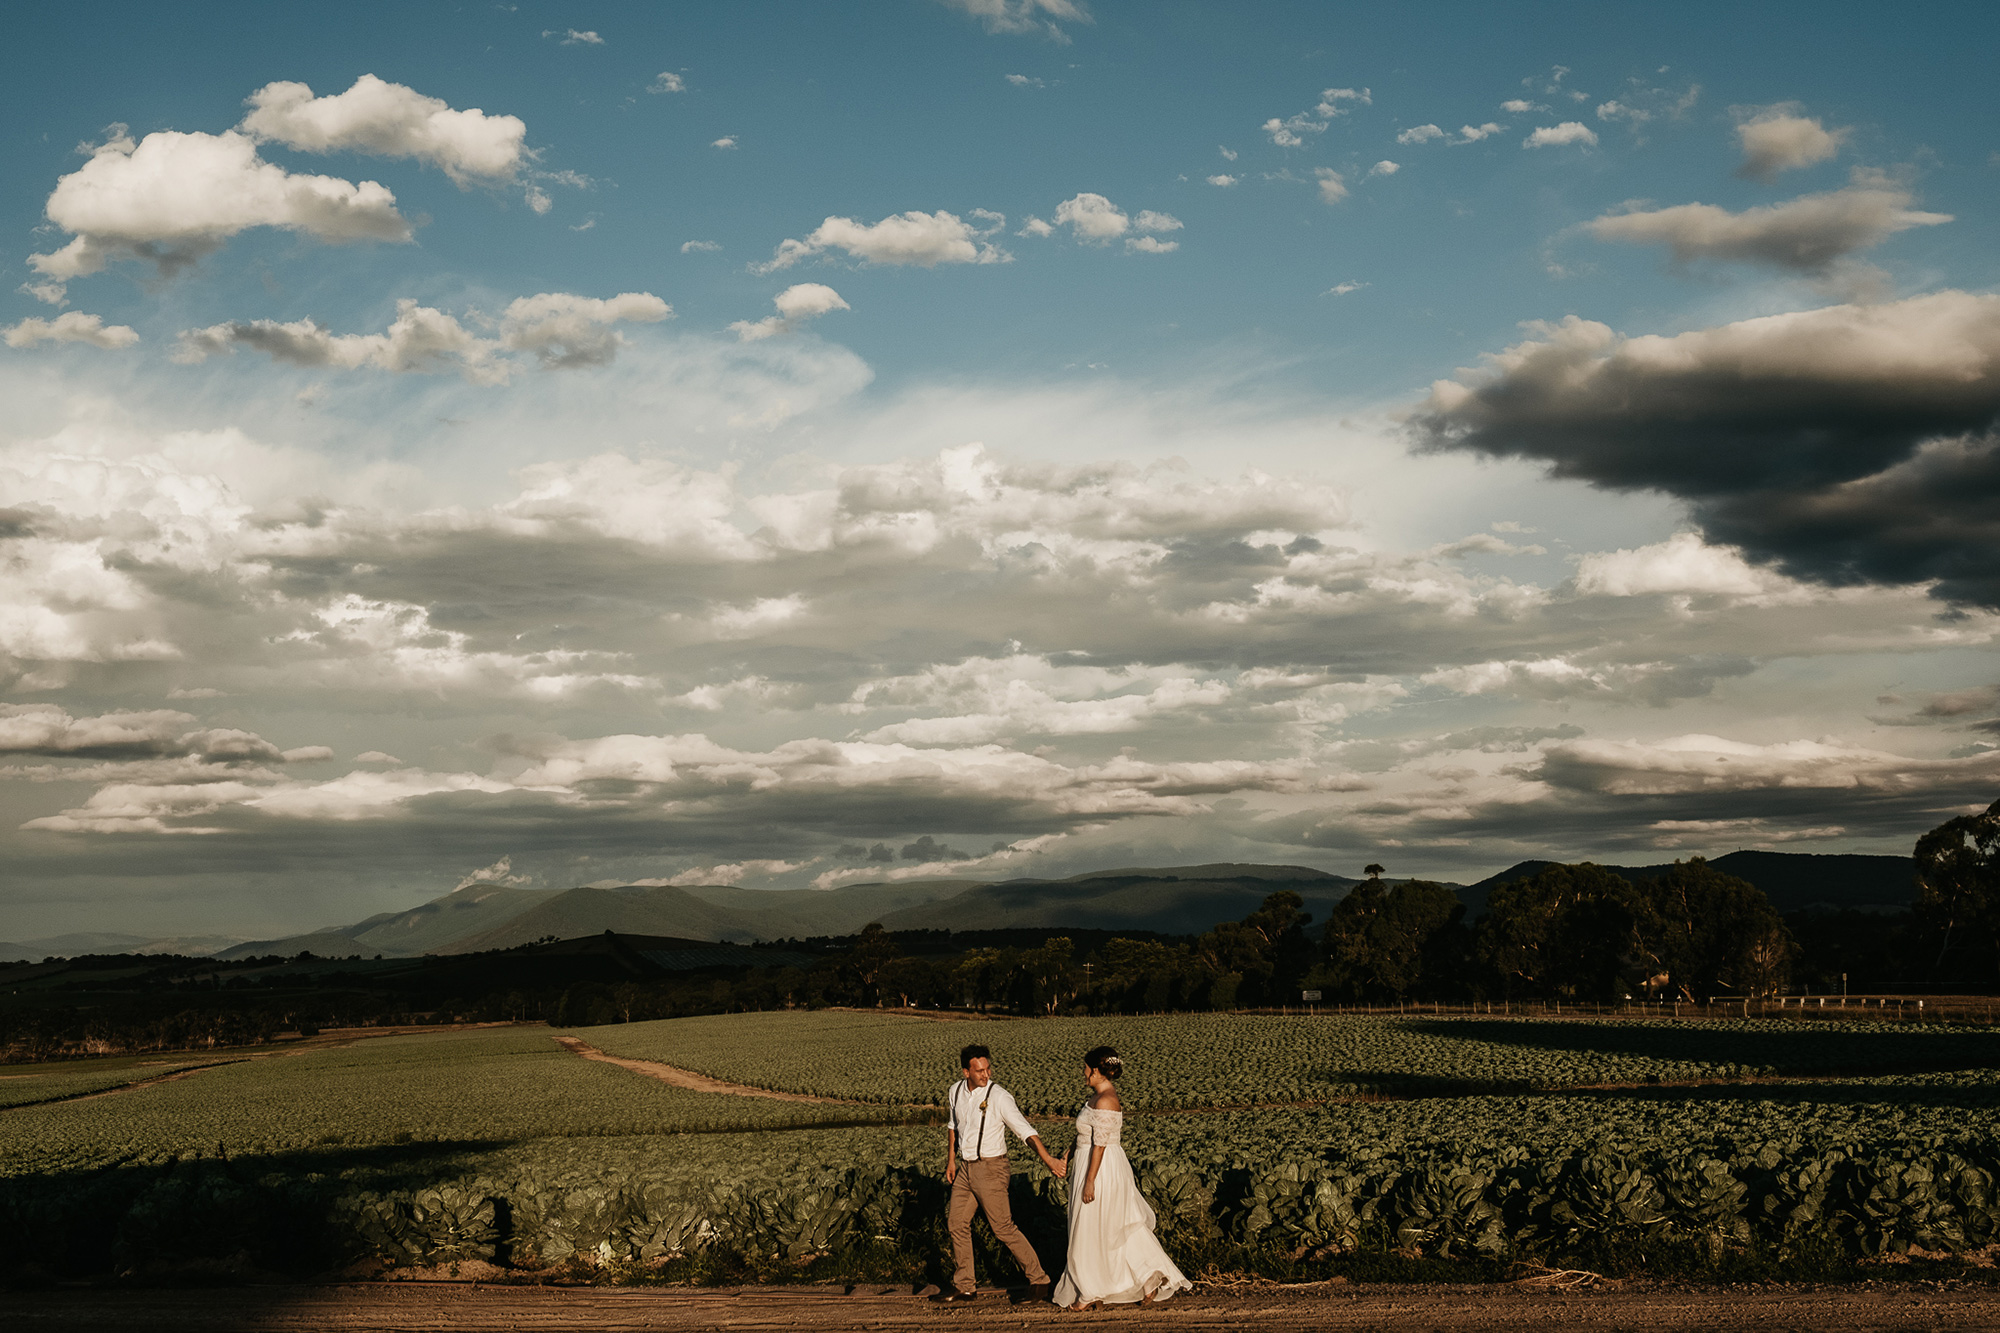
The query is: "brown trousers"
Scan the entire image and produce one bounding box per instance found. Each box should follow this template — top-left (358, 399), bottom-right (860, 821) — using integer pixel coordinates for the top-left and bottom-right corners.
top-left (948, 1155), bottom-right (1048, 1292)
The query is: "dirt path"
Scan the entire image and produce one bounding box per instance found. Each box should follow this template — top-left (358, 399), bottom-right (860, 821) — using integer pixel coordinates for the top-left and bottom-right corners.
top-left (8, 1281), bottom-right (1997, 1332)
top-left (554, 1036), bottom-right (884, 1105)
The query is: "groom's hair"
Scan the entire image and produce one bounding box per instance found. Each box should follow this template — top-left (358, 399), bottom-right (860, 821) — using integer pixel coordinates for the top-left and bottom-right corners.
top-left (960, 1044), bottom-right (991, 1068)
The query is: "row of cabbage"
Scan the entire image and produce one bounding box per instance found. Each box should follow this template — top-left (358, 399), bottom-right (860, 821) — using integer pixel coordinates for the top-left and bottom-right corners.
top-left (9, 1104), bottom-right (2000, 1279)
top-left (576, 1011), bottom-right (2000, 1111)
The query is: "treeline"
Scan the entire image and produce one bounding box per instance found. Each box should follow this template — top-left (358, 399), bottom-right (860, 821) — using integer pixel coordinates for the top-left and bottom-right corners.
top-left (8, 799), bottom-right (1996, 1053)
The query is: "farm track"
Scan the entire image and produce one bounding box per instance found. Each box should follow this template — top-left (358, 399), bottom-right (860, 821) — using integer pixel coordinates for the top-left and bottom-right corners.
top-left (8, 1280), bottom-right (1999, 1331)
top-left (554, 1036), bottom-right (896, 1106)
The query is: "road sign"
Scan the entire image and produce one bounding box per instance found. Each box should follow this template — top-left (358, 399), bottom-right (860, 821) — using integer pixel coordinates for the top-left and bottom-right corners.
top-left (1301, 990), bottom-right (1322, 1002)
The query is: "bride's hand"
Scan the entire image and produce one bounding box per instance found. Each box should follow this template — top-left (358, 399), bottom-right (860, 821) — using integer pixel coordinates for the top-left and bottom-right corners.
top-left (1080, 1180), bottom-right (1095, 1205)
top-left (1051, 1154), bottom-right (1068, 1179)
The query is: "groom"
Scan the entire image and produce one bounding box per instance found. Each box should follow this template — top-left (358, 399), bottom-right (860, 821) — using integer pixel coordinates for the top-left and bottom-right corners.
top-left (940, 1043), bottom-right (1064, 1303)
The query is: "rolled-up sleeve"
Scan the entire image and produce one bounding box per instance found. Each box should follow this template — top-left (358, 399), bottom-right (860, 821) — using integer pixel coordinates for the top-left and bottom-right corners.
top-left (993, 1087), bottom-right (1038, 1142)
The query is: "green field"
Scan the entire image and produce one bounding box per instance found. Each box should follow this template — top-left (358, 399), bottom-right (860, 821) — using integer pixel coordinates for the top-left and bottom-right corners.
top-left (4, 1013), bottom-right (2000, 1282)
top-left (575, 1010), bottom-right (2000, 1108)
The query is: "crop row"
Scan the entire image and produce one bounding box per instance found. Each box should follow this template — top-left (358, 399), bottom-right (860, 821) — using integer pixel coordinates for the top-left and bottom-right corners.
top-left (574, 1011), bottom-right (2000, 1111)
top-left (10, 1096), bottom-right (2000, 1280)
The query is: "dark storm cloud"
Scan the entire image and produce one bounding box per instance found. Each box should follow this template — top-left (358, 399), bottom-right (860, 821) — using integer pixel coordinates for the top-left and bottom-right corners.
top-left (1410, 291), bottom-right (2000, 607)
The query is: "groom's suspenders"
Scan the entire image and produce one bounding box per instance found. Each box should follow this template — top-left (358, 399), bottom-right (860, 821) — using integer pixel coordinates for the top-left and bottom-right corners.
top-left (951, 1081), bottom-right (992, 1159)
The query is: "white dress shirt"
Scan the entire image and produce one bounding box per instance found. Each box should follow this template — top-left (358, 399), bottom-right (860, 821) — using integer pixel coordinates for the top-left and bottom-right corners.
top-left (947, 1080), bottom-right (1038, 1160)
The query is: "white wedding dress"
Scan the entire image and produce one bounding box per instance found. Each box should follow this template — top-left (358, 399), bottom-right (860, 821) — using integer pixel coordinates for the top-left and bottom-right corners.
top-left (1051, 1104), bottom-right (1192, 1307)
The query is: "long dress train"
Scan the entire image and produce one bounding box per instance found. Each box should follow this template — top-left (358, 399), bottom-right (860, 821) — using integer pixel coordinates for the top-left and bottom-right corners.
top-left (1052, 1105), bottom-right (1192, 1306)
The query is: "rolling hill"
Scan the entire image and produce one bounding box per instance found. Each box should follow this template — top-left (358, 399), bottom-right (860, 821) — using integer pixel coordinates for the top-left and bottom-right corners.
top-left (873, 864), bottom-right (1363, 934)
top-left (188, 849), bottom-right (1923, 963)
top-left (1461, 850), bottom-right (1919, 919)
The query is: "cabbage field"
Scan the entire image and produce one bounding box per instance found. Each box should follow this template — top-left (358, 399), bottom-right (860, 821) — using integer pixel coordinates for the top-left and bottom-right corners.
top-left (580, 1010), bottom-right (2000, 1109)
top-left (5, 1013), bottom-right (2000, 1282)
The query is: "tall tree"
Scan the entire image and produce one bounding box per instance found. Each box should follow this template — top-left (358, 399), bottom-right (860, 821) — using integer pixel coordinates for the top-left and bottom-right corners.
top-left (1476, 863), bottom-right (1645, 1001)
top-left (1319, 879), bottom-right (1467, 1001)
top-left (1914, 797), bottom-right (2000, 980)
top-left (1636, 859), bottom-right (1794, 1000)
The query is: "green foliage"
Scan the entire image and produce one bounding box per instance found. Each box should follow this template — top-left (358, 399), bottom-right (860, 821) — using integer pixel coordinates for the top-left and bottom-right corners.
top-left (8, 1013), bottom-right (2000, 1281)
top-left (1915, 796), bottom-right (2000, 980)
top-left (575, 1010), bottom-right (2000, 1112)
top-left (1319, 880), bottom-right (1468, 1002)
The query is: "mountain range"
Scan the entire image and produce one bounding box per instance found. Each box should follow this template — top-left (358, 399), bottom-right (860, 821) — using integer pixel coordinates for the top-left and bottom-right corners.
top-left (2, 851), bottom-right (1920, 963)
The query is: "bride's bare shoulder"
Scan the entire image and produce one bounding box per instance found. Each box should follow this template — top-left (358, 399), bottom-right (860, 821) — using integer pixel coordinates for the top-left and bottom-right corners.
top-left (1095, 1089), bottom-right (1123, 1112)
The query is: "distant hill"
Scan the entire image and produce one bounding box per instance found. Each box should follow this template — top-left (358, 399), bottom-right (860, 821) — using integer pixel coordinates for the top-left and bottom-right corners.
top-left (2, 932), bottom-right (243, 962)
top-left (184, 850), bottom-right (1921, 962)
top-left (873, 864), bottom-right (1365, 935)
top-left (1460, 851), bottom-right (1918, 919)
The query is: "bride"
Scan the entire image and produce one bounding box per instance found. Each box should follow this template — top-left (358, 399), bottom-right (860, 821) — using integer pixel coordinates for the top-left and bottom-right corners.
top-left (1052, 1046), bottom-right (1192, 1310)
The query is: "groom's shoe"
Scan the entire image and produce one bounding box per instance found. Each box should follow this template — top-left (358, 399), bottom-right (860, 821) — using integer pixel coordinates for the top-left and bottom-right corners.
top-left (1028, 1281), bottom-right (1055, 1303)
top-left (934, 1288), bottom-right (979, 1304)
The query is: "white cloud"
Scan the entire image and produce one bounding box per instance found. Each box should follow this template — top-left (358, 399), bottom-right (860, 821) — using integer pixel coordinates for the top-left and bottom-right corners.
top-left (1125, 236), bottom-right (1178, 254)
top-left (1735, 106), bottom-right (1849, 181)
top-left (1206, 174), bottom-right (1238, 187)
top-left (174, 291), bottom-right (669, 382)
top-left (1500, 99), bottom-right (1540, 114)
top-left (28, 128), bottom-right (408, 289)
top-left (1005, 73), bottom-right (1043, 87)
top-left (1367, 160), bottom-right (1399, 177)
top-left (681, 240), bottom-right (722, 253)
top-left (1454, 122), bottom-right (1505, 143)
top-left (3, 312), bottom-right (139, 350)
top-left (455, 854), bottom-right (532, 890)
top-left (1262, 115), bottom-right (1320, 148)
top-left (1396, 124), bottom-right (1444, 145)
top-left (730, 283), bottom-right (851, 341)
top-left (1596, 100), bottom-right (1647, 124)
top-left (712, 136), bottom-right (738, 150)
top-left (354, 751), bottom-right (403, 765)
top-left (650, 72), bottom-right (687, 94)
top-left (1134, 210), bottom-right (1182, 233)
top-left (1523, 122), bottom-right (1598, 149)
top-left (1317, 87), bottom-right (1371, 113)
top-left (1218, 145), bottom-right (1237, 161)
top-left (175, 301), bottom-right (507, 383)
top-left (238, 74), bottom-right (528, 185)
top-left (758, 210), bottom-right (1008, 270)
top-left (502, 291), bottom-right (673, 367)
top-left (1536, 733), bottom-right (2000, 799)
top-left (545, 28), bottom-right (605, 45)
top-left (1314, 168), bottom-right (1348, 204)
top-left (644, 859), bottom-right (809, 888)
top-left (1054, 192), bottom-right (1129, 241)
top-left (939, 0), bottom-right (1092, 41)
top-left (1586, 183), bottom-right (1951, 273)
top-left (1573, 533), bottom-right (1771, 599)
top-left (1326, 281), bottom-right (1368, 296)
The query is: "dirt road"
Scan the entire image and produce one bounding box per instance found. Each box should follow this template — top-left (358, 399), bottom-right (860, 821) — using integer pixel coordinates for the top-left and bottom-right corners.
top-left (8, 1281), bottom-right (1996, 1332)
top-left (553, 1035), bottom-right (883, 1104)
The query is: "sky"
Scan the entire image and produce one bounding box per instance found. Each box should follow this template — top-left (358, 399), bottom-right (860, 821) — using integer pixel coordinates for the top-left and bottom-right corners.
top-left (3, 0), bottom-right (1998, 940)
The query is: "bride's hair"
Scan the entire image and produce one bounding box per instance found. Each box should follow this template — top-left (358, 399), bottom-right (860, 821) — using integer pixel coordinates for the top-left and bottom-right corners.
top-left (1083, 1046), bottom-right (1123, 1080)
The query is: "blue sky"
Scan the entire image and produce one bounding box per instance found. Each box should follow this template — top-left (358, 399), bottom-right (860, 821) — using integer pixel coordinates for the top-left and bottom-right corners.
top-left (2, 1), bottom-right (1998, 941)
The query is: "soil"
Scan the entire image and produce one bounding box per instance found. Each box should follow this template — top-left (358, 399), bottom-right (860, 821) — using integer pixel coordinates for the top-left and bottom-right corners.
top-left (7, 1280), bottom-right (1997, 1331)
